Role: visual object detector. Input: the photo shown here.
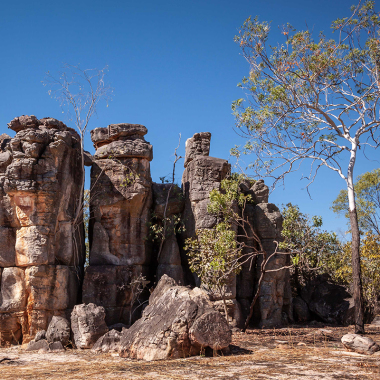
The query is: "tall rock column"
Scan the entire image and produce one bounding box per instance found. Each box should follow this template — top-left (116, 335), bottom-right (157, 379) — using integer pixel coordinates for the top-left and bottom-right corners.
top-left (180, 133), bottom-right (243, 325)
top-left (82, 124), bottom-right (153, 326)
top-left (0, 116), bottom-right (84, 344)
top-left (237, 180), bottom-right (292, 327)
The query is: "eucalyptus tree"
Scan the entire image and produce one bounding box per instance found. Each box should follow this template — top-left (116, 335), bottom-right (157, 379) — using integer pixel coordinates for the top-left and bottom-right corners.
top-left (232, 1), bottom-right (380, 333)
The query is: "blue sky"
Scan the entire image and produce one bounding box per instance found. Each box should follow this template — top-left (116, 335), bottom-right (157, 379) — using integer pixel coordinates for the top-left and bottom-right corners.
top-left (1, 0), bottom-right (378, 237)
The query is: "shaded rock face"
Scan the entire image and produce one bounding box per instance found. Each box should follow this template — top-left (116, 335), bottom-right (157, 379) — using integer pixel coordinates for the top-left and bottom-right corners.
top-left (235, 179), bottom-right (292, 328)
top-left (119, 275), bottom-right (231, 361)
top-left (300, 274), bottom-right (354, 325)
top-left (0, 116), bottom-right (84, 344)
top-left (83, 124), bottom-right (153, 326)
top-left (152, 183), bottom-right (185, 284)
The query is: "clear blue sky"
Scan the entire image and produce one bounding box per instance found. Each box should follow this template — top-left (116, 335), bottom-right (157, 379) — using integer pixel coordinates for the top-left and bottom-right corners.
top-left (1, 0), bottom-right (378, 237)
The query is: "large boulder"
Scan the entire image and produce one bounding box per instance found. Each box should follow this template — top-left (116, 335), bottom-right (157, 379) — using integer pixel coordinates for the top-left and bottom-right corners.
top-left (71, 304), bottom-right (109, 349)
top-left (341, 334), bottom-right (380, 355)
top-left (301, 274), bottom-right (354, 325)
top-left (118, 275), bottom-right (232, 361)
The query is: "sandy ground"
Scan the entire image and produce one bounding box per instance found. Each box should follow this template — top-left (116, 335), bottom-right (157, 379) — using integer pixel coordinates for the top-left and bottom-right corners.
top-left (1, 325), bottom-right (380, 379)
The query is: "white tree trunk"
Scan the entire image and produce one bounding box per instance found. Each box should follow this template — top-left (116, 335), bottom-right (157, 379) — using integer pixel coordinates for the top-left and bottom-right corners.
top-left (347, 141), bottom-right (364, 333)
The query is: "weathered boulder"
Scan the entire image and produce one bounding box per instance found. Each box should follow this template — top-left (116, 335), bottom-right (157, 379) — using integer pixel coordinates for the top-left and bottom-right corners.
top-left (371, 315), bottom-right (380, 326)
top-left (92, 329), bottom-right (122, 353)
top-left (48, 341), bottom-right (65, 352)
top-left (71, 304), bottom-right (109, 349)
top-left (301, 274), bottom-right (354, 325)
top-left (46, 316), bottom-right (70, 346)
top-left (341, 334), bottom-right (380, 355)
top-left (119, 275), bottom-right (231, 361)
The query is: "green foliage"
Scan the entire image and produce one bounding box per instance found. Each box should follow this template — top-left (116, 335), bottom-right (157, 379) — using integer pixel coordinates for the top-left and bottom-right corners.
top-left (332, 169), bottom-right (380, 235)
top-left (185, 173), bottom-right (256, 304)
top-left (280, 203), bottom-right (342, 287)
top-left (208, 173), bottom-right (255, 219)
top-left (185, 222), bottom-right (242, 292)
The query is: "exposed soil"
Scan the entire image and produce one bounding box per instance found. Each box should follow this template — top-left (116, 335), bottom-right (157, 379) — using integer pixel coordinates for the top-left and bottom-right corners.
top-left (1, 325), bottom-right (380, 379)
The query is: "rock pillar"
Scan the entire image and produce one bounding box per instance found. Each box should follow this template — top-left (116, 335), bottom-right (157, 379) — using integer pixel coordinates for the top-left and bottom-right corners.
top-left (82, 124), bottom-right (153, 326)
top-left (0, 116), bottom-right (84, 343)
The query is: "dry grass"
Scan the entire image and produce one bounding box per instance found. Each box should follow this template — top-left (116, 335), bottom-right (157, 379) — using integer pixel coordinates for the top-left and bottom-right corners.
top-left (1, 325), bottom-right (380, 379)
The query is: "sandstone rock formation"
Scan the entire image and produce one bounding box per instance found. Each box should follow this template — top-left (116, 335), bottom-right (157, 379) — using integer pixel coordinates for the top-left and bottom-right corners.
top-left (46, 316), bottom-right (71, 347)
top-left (118, 275), bottom-right (231, 361)
top-left (82, 123), bottom-right (153, 326)
top-left (0, 118), bottom-right (293, 344)
top-left (181, 132), bottom-right (231, 284)
top-left (181, 132), bottom-right (290, 328)
top-left (0, 116), bottom-right (84, 344)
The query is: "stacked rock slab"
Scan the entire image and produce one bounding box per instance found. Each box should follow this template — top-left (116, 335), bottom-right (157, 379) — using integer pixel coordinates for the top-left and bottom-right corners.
top-left (0, 115), bottom-right (84, 344)
top-left (82, 124), bottom-right (153, 326)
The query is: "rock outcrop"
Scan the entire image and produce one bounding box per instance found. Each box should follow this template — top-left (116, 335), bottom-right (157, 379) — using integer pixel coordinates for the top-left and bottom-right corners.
top-left (0, 118), bottom-right (293, 344)
top-left (0, 116), bottom-right (84, 344)
top-left (118, 275), bottom-right (231, 360)
top-left (82, 124), bottom-right (153, 326)
top-left (92, 329), bottom-right (122, 353)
